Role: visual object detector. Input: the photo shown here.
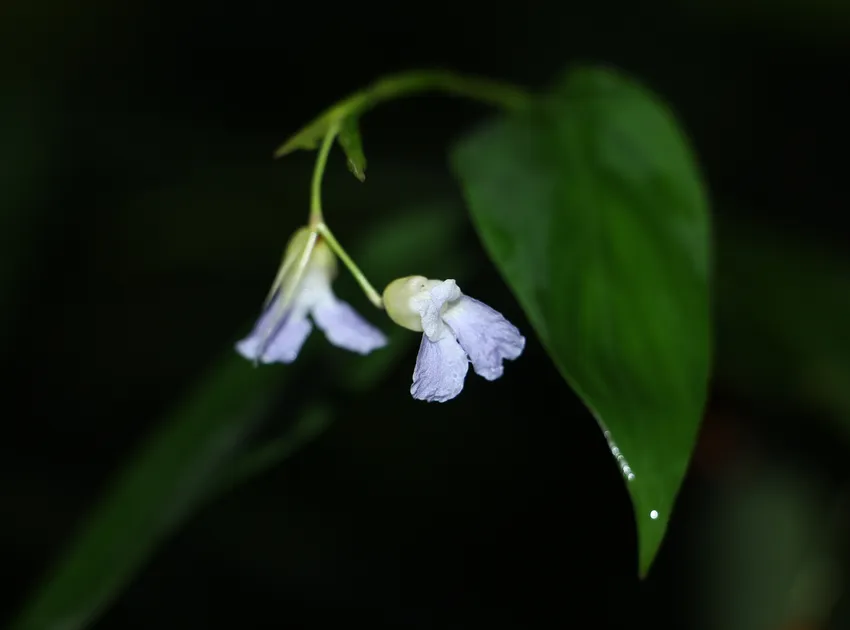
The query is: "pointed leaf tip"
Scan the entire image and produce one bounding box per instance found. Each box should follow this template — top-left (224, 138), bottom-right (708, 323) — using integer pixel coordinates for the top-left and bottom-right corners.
top-left (273, 114), bottom-right (336, 159)
top-left (338, 117), bottom-right (367, 182)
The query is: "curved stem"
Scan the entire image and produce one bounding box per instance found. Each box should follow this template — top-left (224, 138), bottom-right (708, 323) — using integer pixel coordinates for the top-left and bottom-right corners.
top-left (306, 124), bottom-right (383, 309)
top-left (280, 70), bottom-right (528, 311)
top-left (328, 69), bottom-right (533, 127)
top-left (275, 70), bottom-right (533, 159)
top-left (317, 222), bottom-right (383, 309)
top-left (363, 69), bottom-right (532, 113)
top-left (309, 124), bottom-right (340, 226)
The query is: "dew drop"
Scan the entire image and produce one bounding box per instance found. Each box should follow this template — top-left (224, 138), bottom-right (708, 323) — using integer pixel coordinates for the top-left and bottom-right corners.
top-left (650, 510), bottom-right (659, 520)
top-left (603, 430), bottom-right (635, 482)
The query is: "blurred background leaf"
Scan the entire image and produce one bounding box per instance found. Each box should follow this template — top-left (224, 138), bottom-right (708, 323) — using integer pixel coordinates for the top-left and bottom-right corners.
top-left (692, 455), bottom-right (843, 630)
top-left (10, 204), bottom-right (465, 630)
top-left (0, 90), bottom-right (55, 350)
top-left (688, 0), bottom-right (850, 44)
top-left (10, 354), bottom-right (283, 630)
top-left (715, 217), bottom-right (850, 433)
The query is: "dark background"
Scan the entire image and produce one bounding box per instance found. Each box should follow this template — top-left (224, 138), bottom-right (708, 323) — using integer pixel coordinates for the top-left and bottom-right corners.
top-left (2, 1), bottom-right (850, 628)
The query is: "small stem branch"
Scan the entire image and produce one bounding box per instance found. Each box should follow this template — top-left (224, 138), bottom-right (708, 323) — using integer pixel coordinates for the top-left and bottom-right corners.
top-left (316, 222), bottom-right (383, 309)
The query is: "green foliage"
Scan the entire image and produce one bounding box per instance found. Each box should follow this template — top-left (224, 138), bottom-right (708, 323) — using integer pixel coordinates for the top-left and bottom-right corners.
top-left (337, 116), bottom-right (367, 182)
top-left (451, 66), bottom-right (712, 575)
top-left (11, 205), bottom-right (464, 630)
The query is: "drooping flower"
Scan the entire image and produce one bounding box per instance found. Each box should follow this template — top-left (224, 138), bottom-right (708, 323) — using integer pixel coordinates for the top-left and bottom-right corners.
top-left (383, 276), bottom-right (525, 402)
top-left (237, 227), bottom-right (387, 364)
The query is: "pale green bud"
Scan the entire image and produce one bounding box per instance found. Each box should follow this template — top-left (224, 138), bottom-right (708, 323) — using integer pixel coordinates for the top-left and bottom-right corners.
top-left (282, 226), bottom-right (337, 278)
top-left (382, 275), bottom-right (442, 332)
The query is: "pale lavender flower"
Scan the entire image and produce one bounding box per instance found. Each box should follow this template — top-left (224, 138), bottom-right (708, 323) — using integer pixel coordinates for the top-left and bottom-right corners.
top-left (383, 276), bottom-right (525, 402)
top-left (237, 230), bottom-right (386, 364)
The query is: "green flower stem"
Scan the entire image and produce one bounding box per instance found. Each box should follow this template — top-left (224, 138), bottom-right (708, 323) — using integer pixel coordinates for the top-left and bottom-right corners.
top-left (316, 222), bottom-right (383, 309)
top-left (275, 70), bottom-right (533, 158)
top-left (363, 69), bottom-right (532, 113)
top-left (288, 69), bottom-right (526, 310)
top-left (309, 124), bottom-right (339, 225)
top-left (304, 125), bottom-right (383, 309)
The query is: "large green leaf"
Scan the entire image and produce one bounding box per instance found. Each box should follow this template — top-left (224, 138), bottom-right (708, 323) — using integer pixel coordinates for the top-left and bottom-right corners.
top-left (451, 66), bottom-right (711, 575)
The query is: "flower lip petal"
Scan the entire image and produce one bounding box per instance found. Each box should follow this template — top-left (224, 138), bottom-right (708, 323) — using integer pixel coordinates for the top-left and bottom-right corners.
top-left (236, 290), bottom-right (290, 356)
top-left (258, 315), bottom-right (313, 363)
top-left (410, 333), bottom-right (469, 402)
top-left (312, 293), bottom-right (387, 355)
top-left (442, 295), bottom-right (525, 381)
top-left (236, 305), bottom-right (313, 364)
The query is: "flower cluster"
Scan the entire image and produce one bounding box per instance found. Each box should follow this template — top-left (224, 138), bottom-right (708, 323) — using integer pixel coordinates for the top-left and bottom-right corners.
top-left (238, 107), bottom-right (525, 401)
top-left (237, 228), bottom-right (525, 402)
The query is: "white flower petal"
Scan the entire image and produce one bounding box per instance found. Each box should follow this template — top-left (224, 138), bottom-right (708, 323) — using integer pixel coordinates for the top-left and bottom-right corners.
top-left (236, 306), bottom-right (313, 364)
top-left (235, 296), bottom-right (285, 361)
top-left (442, 295), bottom-right (525, 381)
top-left (237, 237), bottom-right (386, 366)
top-left (410, 334), bottom-right (469, 403)
top-left (415, 279), bottom-right (462, 341)
top-left (312, 293), bottom-right (387, 355)
top-left (259, 315), bottom-right (313, 363)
